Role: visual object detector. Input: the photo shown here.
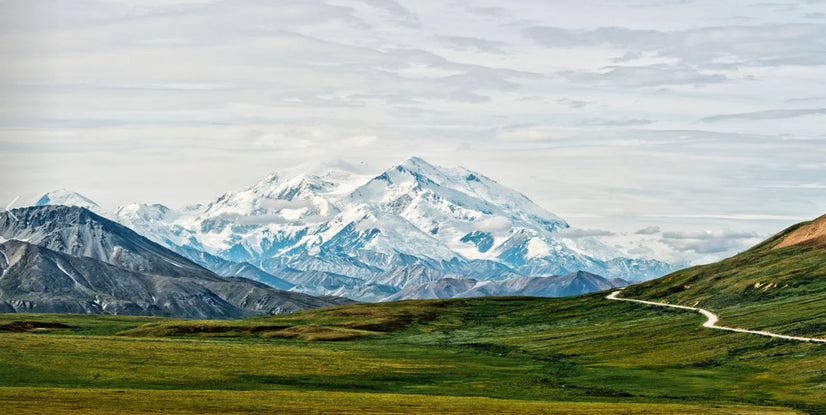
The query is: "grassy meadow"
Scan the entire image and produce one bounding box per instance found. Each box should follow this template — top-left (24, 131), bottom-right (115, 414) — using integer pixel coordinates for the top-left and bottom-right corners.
top-left (1, 291), bottom-right (824, 414)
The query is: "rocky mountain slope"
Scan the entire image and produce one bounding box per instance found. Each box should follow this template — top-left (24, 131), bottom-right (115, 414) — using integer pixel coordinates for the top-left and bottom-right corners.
top-left (385, 271), bottom-right (627, 301)
top-left (0, 206), bottom-right (353, 318)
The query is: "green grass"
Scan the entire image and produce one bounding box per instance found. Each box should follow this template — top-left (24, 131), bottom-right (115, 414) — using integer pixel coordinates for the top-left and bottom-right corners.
top-left (1, 293), bottom-right (824, 413)
top-left (623, 221), bottom-right (826, 339)
top-left (0, 387), bottom-right (798, 414)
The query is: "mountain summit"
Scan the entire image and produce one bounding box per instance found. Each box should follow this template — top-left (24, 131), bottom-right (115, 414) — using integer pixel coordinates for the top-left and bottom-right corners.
top-left (36, 189), bottom-right (102, 214)
top-left (32, 158), bottom-right (674, 300)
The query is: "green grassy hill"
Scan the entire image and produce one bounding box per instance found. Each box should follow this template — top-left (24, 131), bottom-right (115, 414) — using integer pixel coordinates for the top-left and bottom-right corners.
top-left (2, 215), bottom-right (826, 413)
top-left (623, 214), bottom-right (826, 338)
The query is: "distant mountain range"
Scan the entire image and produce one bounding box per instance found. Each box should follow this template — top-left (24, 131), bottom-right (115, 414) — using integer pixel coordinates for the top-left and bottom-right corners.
top-left (24, 157), bottom-right (674, 302)
top-left (385, 271), bottom-right (627, 301)
top-left (0, 206), bottom-right (353, 318)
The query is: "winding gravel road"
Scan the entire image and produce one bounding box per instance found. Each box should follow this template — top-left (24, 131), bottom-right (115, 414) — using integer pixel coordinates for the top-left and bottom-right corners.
top-left (607, 290), bottom-right (826, 344)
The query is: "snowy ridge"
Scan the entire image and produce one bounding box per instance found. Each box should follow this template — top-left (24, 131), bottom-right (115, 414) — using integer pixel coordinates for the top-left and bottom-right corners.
top-left (28, 157), bottom-right (675, 301)
top-left (36, 189), bottom-right (103, 215)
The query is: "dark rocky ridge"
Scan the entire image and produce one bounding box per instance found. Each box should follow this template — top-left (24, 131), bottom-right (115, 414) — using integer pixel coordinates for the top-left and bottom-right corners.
top-left (0, 206), bottom-right (354, 318)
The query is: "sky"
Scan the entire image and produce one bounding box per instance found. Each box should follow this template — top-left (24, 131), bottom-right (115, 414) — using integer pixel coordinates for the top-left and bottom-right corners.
top-left (1, 0), bottom-right (825, 266)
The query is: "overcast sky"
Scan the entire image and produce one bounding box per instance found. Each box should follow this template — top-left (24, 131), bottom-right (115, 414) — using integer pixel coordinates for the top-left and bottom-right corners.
top-left (1, 0), bottom-right (825, 265)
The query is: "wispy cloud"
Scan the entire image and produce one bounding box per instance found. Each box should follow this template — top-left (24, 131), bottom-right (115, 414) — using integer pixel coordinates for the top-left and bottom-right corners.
top-left (785, 96), bottom-right (826, 103)
top-left (578, 118), bottom-right (654, 127)
top-left (646, 214), bottom-right (809, 221)
top-left (635, 225), bottom-right (661, 235)
top-left (527, 23), bottom-right (826, 70)
top-left (660, 230), bottom-right (760, 254)
top-left (557, 98), bottom-right (591, 108)
top-left (761, 183), bottom-right (826, 189)
top-left (560, 64), bottom-right (729, 87)
top-left (558, 228), bottom-right (616, 238)
top-left (437, 35), bottom-right (509, 54)
top-left (360, 0), bottom-right (420, 27)
top-left (701, 108), bottom-right (826, 122)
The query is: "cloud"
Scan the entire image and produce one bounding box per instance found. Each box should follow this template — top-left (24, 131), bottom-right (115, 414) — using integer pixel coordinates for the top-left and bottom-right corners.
top-left (360, 0), bottom-right (420, 27)
top-left (448, 91), bottom-right (491, 103)
top-left (578, 118), bottom-right (654, 127)
top-left (558, 228), bottom-right (616, 238)
top-left (463, 6), bottom-right (507, 17)
top-left (560, 64), bottom-right (729, 87)
top-left (785, 96), bottom-right (826, 103)
top-left (628, 245), bottom-right (655, 256)
top-left (526, 26), bottom-right (668, 49)
top-left (494, 127), bottom-right (563, 143)
top-left (557, 98), bottom-right (590, 108)
top-left (760, 183), bottom-right (826, 189)
top-left (258, 198), bottom-right (317, 211)
top-left (635, 225), bottom-right (661, 235)
top-left (647, 214), bottom-right (808, 221)
top-left (661, 231), bottom-right (757, 240)
top-left (527, 24), bottom-right (826, 70)
top-left (474, 217), bottom-right (513, 233)
top-left (437, 35), bottom-right (509, 54)
top-left (342, 135), bottom-right (378, 147)
top-left (660, 230), bottom-right (760, 254)
top-left (701, 108), bottom-right (826, 122)
top-left (213, 213), bottom-right (293, 226)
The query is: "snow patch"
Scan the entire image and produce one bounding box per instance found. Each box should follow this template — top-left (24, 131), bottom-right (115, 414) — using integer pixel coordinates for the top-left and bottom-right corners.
top-left (0, 249), bottom-right (9, 276)
top-left (55, 261), bottom-right (82, 287)
top-left (160, 256), bottom-right (184, 268)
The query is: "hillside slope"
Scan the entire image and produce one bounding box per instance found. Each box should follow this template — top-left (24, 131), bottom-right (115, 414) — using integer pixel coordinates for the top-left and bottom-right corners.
top-left (623, 214), bottom-right (826, 338)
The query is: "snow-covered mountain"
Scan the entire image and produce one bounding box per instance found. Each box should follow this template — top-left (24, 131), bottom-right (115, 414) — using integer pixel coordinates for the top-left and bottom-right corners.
top-left (31, 157), bottom-right (675, 300)
top-left (0, 206), bottom-right (354, 317)
top-left (36, 189), bottom-right (103, 215)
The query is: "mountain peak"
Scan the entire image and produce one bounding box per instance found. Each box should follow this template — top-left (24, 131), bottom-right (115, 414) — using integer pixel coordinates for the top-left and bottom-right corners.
top-left (115, 203), bottom-right (171, 221)
top-left (262, 173), bottom-right (280, 185)
top-left (400, 156), bottom-right (433, 169)
top-left (36, 189), bottom-right (101, 212)
top-left (395, 156), bottom-right (441, 179)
